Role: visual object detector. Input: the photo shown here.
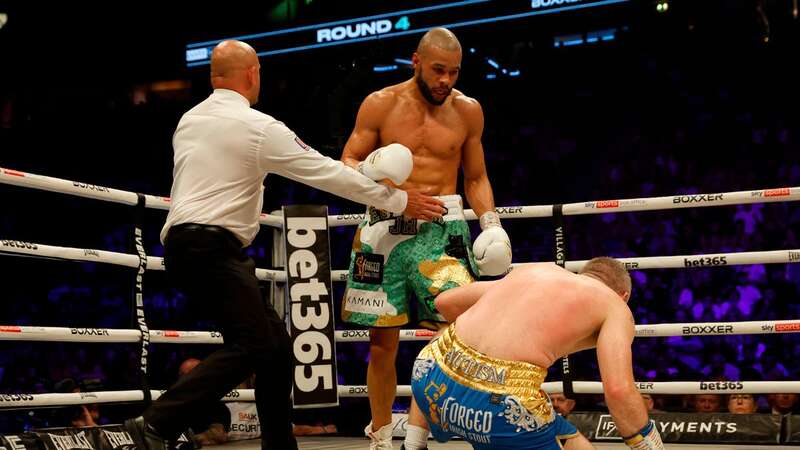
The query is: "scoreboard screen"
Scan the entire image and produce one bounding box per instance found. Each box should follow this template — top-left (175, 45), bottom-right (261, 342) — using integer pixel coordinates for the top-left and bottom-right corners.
top-left (185, 0), bottom-right (629, 66)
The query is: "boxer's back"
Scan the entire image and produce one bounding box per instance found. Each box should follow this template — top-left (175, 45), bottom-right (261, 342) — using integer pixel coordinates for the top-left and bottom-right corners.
top-left (455, 263), bottom-right (624, 368)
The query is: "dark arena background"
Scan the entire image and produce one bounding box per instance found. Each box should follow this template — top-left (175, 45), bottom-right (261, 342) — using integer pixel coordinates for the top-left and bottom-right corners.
top-left (2, 0), bottom-right (800, 448)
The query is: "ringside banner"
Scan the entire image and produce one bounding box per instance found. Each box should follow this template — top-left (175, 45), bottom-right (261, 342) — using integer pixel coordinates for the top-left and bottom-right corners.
top-left (283, 205), bottom-right (338, 408)
top-left (570, 412), bottom-right (781, 444)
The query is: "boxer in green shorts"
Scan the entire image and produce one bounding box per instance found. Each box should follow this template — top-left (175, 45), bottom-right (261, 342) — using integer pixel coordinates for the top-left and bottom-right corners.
top-left (339, 28), bottom-right (513, 450)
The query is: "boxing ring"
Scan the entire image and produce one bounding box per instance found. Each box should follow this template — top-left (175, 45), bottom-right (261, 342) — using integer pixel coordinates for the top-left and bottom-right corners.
top-left (1, 167), bottom-right (800, 448)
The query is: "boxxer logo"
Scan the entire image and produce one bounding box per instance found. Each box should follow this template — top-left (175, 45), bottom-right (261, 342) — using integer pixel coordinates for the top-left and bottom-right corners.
top-left (495, 207), bottom-right (522, 214)
top-left (72, 181), bottom-right (110, 192)
top-left (1, 240), bottom-right (38, 250)
top-left (682, 325), bottom-right (734, 335)
top-left (71, 328), bottom-right (109, 336)
top-left (341, 330), bottom-right (369, 338)
top-left (672, 194), bottom-right (724, 204)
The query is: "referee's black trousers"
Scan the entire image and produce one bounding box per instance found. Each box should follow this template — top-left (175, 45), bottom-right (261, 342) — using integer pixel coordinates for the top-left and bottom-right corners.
top-left (144, 223), bottom-right (296, 450)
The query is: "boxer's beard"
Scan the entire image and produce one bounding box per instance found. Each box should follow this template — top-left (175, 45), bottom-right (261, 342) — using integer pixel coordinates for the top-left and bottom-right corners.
top-left (415, 70), bottom-right (450, 106)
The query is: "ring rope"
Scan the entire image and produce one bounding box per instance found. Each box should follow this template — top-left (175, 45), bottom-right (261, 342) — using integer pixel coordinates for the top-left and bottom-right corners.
top-left (0, 326), bottom-right (224, 344)
top-left (1, 319), bottom-right (798, 345)
top-left (0, 240), bottom-right (283, 281)
top-left (3, 240), bottom-right (798, 284)
top-left (2, 167), bottom-right (798, 228)
top-left (4, 380), bottom-right (800, 410)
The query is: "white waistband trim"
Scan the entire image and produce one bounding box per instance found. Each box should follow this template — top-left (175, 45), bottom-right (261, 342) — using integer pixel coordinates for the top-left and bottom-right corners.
top-left (436, 195), bottom-right (464, 222)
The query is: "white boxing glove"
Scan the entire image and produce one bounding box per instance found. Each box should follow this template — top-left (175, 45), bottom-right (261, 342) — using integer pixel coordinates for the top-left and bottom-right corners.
top-left (357, 143), bottom-right (413, 185)
top-left (472, 211), bottom-right (512, 276)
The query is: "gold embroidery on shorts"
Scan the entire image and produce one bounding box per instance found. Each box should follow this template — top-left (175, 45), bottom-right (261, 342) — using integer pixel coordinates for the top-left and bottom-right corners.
top-left (430, 325), bottom-right (553, 423)
top-left (352, 227), bottom-right (363, 252)
top-left (424, 381), bottom-right (448, 426)
top-left (418, 255), bottom-right (474, 296)
top-left (375, 313), bottom-right (408, 327)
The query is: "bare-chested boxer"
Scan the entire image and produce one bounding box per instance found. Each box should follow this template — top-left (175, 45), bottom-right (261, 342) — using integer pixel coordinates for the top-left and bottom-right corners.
top-left (340, 27), bottom-right (513, 449)
top-left (409, 258), bottom-right (664, 450)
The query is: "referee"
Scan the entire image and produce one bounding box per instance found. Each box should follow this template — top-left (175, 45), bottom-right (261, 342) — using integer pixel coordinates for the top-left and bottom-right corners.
top-left (125, 40), bottom-right (444, 450)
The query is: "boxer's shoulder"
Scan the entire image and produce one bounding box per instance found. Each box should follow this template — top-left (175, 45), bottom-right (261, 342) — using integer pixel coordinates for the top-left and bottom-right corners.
top-left (366, 84), bottom-right (404, 104)
top-left (450, 91), bottom-right (483, 122)
top-left (450, 89), bottom-right (478, 106)
top-left (361, 87), bottom-right (402, 118)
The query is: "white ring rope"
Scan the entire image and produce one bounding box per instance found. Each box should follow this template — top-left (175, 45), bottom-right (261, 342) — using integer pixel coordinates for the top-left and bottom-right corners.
top-left (0, 168), bottom-right (171, 210)
top-left (0, 326), bottom-right (224, 344)
top-left (2, 167), bottom-right (798, 228)
top-left (4, 239), bottom-right (799, 285)
top-left (4, 381), bottom-right (800, 409)
top-left (2, 319), bottom-right (798, 345)
top-left (341, 382), bottom-right (800, 396)
top-left (0, 240), bottom-right (283, 281)
top-left (563, 250), bottom-right (800, 272)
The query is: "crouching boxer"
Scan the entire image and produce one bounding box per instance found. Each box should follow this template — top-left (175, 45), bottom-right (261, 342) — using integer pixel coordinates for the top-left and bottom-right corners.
top-left (408, 258), bottom-right (664, 450)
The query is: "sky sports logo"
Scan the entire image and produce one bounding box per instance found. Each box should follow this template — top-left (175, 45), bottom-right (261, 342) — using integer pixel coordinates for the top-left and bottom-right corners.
top-left (596, 200), bottom-right (619, 208)
top-left (776, 323), bottom-right (800, 332)
top-left (764, 188), bottom-right (790, 197)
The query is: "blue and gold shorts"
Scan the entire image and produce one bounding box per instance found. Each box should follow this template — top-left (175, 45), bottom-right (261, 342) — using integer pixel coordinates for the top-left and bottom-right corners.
top-left (410, 325), bottom-right (579, 449)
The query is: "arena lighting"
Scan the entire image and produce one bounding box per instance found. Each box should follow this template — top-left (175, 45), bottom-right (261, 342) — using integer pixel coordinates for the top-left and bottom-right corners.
top-left (656, 0), bottom-right (669, 13)
top-left (373, 64), bottom-right (398, 72)
top-left (185, 0), bottom-right (631, 66)
top-left (0, 13), bottom-right (7, 30)
top-left (555, 28), bottom-right (616, 47)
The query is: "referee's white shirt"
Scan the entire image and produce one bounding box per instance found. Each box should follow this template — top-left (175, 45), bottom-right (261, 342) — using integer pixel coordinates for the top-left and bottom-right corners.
top-left (161, 89), bottom-right (407, 246)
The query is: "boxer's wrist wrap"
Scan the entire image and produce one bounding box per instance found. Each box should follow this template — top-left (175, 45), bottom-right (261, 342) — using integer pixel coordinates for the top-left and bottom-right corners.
top-left (479, 211), bottom-right (501, 230)
top-left (623, 421), bottom-right (664, 450)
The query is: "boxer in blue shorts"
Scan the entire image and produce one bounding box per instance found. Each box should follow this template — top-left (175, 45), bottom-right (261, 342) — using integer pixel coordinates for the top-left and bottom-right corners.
top-left (411, 324), bottom-right (578, 449)
top-left (406, 258), bottom-right (665, 450)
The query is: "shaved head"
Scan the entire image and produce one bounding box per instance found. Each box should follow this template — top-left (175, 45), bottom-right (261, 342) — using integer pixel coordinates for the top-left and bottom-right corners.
top-left (211, 40), bottom-right (258, 78)
top-left (417, 27), bottom-right (462, 55)
top-left (210, 40), bottom-right (261, 105)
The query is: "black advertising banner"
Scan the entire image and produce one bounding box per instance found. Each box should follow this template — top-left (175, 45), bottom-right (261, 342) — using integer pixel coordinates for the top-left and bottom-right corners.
top-left (571, 412), bottom-right (781, 444)
top-left (0, 433), bottom-right (39, 450)
top-left (283, 205), bottom-right (338, 408)
top-left (8, 425), bottom-right (195, 450)
top-left (34, 428), bottom-right (100, 450)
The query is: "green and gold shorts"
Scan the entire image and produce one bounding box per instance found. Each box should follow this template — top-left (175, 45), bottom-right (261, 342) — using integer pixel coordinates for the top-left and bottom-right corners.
top-left (341, 195), bottom-right (478, 329)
